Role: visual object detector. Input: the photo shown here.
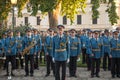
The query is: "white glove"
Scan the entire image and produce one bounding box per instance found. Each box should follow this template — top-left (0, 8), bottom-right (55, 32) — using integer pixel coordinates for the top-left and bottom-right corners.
top-left (67, 59), bottom-right (70, 63)
top-left (52, 58), bottom-right (55, 63)
top-left (77, 57), bottom-right (80, 62)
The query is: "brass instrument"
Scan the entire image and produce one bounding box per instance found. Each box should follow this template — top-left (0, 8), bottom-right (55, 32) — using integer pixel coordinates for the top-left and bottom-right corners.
top-left (59, 37), bottom-right (69, 49)
top-left (22, 38), bottom-right (36, 56)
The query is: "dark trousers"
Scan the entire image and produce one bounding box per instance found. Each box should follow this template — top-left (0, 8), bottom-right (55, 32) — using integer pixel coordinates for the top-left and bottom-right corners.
top-left (91, 58), bottom-right (100, 76)
top-left (55, 61), bottom-right (66, 80)
top-left (82, 48), bottom-right (86, 64)
top-left (111, 58), bottom-right (120, 76)
top-left (69, 56), bottom-right (77, 76)
top-left (46, 55), bottom-right (55, 75)
top-left (19, 55), bottom-right (24, 68)
top-left (6, 55), bottom-right (16, 74)
top-left (25, 55), bottom-right (34, 75)
top-left (86, 54), bottom-right (91, 70)
top-left (2, 53), bottom-right (7, 69)
top-left (40, 47), bottom-right (45, 64)
top-left (103, 53), bottom-right (111, 70)
top-left (34, 52), bottom-right (39, 69)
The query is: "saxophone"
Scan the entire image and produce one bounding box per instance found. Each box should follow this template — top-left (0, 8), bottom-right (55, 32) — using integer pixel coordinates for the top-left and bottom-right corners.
top-left (22, 38), bottom-right (36, 56)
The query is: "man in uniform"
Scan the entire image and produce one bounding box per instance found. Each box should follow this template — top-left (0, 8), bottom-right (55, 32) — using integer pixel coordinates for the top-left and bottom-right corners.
top-left (87, 31), bottom-right (104, 78)
top-left (53, 25), bottom-right (70, 80)
top-left (15, 30), bottom-right (24, 69)
top-left (110, 30), bottom-right (120, 78)
top-left (80, 29), bottom-right (87, 64)
top-left (86, 30), bottom-right (93, 71)
top-left (40, 31), bottom-right (47, 64)
top-left (33, 29), bottom-right (42, 70)
top-left (69, 29), bottom-right (81, 77)
top-left (1, 33), bottom-right (7, 70)
top-left (23, 29), bottom-right (35, 77)
top-left (5, 30), bottom-right (17, 76)
top-left (102, 29), bottom-right (111, 71)
top-left (44, 28), bottom-right (55, 77)
top-left (0, 39), bottom-right (2, 57)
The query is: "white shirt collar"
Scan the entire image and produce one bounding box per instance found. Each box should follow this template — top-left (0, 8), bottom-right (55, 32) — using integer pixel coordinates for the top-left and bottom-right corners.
top-left (114, 38), bottom-right (119, 40)
top-left (71, 36), bottom-right (75, 39)
top-left (17, 36), bottom-right (21, 38)
top-left (50, 35), bottom-right (53, 38)
top-left (59, 34), bottom-right (64, 38)
top-left (27, 36), bottom-right (31, 38)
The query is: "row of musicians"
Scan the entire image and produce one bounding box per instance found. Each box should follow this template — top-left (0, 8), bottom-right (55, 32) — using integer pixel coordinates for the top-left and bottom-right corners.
top-left (0, 28), bottom-right (120, 78)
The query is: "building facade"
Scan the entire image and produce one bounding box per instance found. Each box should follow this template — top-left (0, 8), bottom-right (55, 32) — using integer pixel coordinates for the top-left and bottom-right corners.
top-left (7, 0), bottom-right (120, 31)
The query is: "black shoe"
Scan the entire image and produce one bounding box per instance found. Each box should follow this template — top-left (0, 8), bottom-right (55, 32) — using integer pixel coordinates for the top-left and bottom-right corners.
top-left (96, 75), bottom-right (100, 78)
top-left (24, 74), bottom-right (29, 77)
top-left (30, 74), bottom-right (34, 77)
top-left (108, 68), bottom-right (111, 71)
top-left (45, 74), bottom-right (49, 77)
top-left (103, 69), bottom-right (106, 71)
top-left (74, 75), bottom-right (77, 78)
top-left (117, 75), bottom-right (120, 78)
top-left (91, 75), bottom-right (94, 78)
top-left (36, 68), bottom-right (39, 70)
top-left (112, 75), bottom-right (115, 78)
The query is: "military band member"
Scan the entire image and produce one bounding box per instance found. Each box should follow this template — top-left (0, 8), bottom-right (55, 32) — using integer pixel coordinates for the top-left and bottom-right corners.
top-left (110, 31), bottom-right (120, 78)
top-left (87, 31), bottom-right (104, 78)
top-left (53, 25), bottom-right (70, 80)
top-left (15, 31), bottom-right (24, 69)
top-left (1, 33), bottom-right (7, 70)
top-left (80, 30), bottom-right (87, 64)
top-left (33, 29), bottom-right (42, 70)
top-left (102, 29), bottom-right (111, 71)
top-left (0, 40), bottom-right (2, 56)
top-left (86, 30), bottom-right (93, 71)
top-left (44, 28), bottom-right (55, 77)
top-left (40, 31), bottom-right (47, 64)
top-left (23, 29), bottom-right (35, 77)
top-left (69, 29), bottom-right (81, 77)
top-left (5, 30), bottom-right (17, 76)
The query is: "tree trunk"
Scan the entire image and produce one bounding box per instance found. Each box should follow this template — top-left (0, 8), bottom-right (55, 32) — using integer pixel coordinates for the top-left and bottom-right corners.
top-left (48, 1), bottom-right (62, 29)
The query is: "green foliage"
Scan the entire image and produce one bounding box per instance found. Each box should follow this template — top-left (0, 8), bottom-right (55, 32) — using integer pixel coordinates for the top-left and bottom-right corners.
top-left (100, 0), bottom-right (107, 3)
top-left (27, 0), bottom-right (58, 16)
top-left (91, 0), bottom-right (100, 19)
top-left (17, 0), bottom-right (29, 17)
top-left (106, 0), bottom-right (119, 25)
top-left (0, 0), bottom-right (12, 20)
top-left (61, 0), bottom-right (86, 24)
top-left (0, 0), bottom-right (87, 25)
top-left (14, 23), bottom-right (32, 36)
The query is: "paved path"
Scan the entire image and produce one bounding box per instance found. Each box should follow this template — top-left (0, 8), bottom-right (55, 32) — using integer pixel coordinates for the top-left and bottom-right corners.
top-left (0, 67), bottom-right (119, 80)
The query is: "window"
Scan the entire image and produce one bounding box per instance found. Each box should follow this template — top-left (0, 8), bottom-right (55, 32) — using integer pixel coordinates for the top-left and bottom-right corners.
top-left (63, 16), bottom-right (67, 25)
top-left (25, 17), bottom-right (28, 25)
top-left (37, 16), bottom-right (41, 25)
top-left (77, 15), bottom-right (81, 24)
top-left (92, 18), bottom-right (97, 24)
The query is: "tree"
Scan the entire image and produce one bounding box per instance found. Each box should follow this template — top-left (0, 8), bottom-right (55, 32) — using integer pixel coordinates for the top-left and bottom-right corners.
top-left (0, 0), bottom-right (86, 29)
top-left (28, 0), bottom-right (86, 28)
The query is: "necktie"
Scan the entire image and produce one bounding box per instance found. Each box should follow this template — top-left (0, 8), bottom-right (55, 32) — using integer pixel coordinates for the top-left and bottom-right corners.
top-left (60, 36), bottom-right (61, 40)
